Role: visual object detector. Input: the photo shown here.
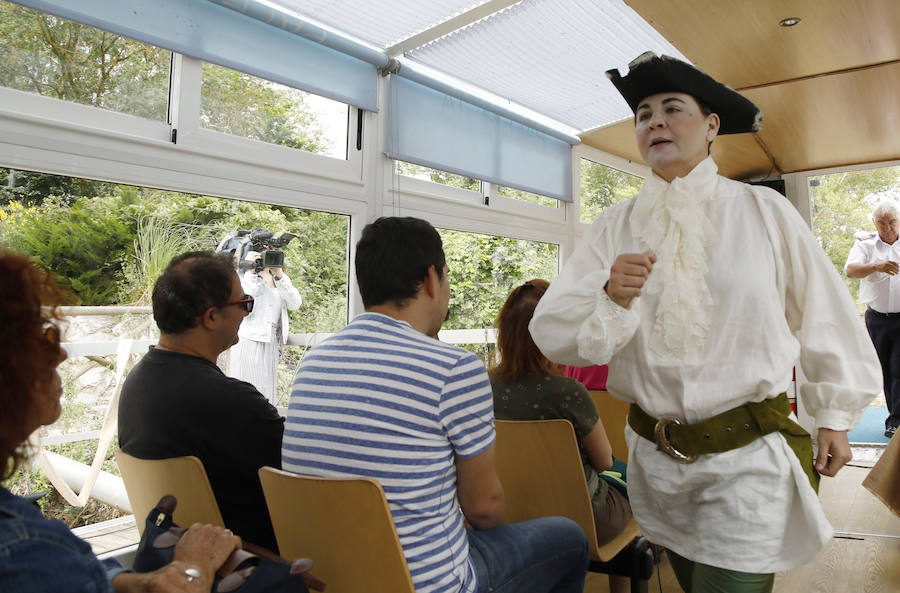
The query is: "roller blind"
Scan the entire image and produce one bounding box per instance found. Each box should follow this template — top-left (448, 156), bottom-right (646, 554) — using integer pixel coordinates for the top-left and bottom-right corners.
top-left (386, 74), bottom-right (575, 202)
top-left (14, 0), bottom-right (380, 111)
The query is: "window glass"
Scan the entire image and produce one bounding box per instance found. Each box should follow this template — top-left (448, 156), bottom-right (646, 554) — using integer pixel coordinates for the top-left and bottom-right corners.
top-left (395, 161), bottom-right (481, 192)
top-left (809, 164), bottom-right (900, 304)
top-left (580, 159), bottom-right (643, 222)
top-left (438, 228), bottom-right (558, 360)
top-left (0, 1), bottom-right (170, 120)
top-left (497, 185), bottom-right (557, 208)
top-left (2, 166), bottom-right (350, 527)
top-left (200, 63), bottom-right (348, 159)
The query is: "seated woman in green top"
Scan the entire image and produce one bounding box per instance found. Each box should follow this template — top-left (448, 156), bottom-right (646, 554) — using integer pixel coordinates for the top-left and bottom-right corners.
top-left (489, 279), bottom-right (632, 593)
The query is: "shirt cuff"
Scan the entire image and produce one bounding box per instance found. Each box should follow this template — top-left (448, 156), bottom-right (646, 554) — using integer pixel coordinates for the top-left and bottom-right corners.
top-left (102, 558), bottom-right (130, 583)
top-left (814, 407), bottom-right (864, 432)
top-left (575, 275), bottom-right (640, 364)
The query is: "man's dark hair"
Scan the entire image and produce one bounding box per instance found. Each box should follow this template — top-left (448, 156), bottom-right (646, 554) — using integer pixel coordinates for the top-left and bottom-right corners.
top-left (152, 251), bottom-right (237, 334)
top-left (355, 217), bottom-right (446, 309)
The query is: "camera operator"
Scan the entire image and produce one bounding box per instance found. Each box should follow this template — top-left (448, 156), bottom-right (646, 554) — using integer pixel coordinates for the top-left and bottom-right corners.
top-left (228, 249), bottom-right (301, 404)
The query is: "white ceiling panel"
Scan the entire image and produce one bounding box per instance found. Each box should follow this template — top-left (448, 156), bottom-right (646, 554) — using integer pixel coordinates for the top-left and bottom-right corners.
top-left (264, 0), bottom-right (488, 49)
top-left (405, 0), bottom-right (688, 131)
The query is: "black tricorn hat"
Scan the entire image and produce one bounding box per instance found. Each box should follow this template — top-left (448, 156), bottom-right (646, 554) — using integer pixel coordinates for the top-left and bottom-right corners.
top-left (606, 52), bottom-right (762, 135)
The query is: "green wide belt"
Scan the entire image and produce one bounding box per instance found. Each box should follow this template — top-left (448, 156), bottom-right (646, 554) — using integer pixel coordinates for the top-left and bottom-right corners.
top-left (628, 393), bottom-right (819, 492)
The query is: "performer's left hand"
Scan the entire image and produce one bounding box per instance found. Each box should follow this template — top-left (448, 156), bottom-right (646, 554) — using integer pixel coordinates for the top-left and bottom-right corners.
top-left (815, 428), bottom-right (851, 477)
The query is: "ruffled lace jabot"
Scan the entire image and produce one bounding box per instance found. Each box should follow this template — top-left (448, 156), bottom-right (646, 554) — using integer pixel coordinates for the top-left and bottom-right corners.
top-left (629, 156), bottom-right (720, 361)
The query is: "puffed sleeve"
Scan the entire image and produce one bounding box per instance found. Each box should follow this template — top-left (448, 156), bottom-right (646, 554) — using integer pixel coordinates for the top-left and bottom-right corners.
top-left (755, 188), bottom-right (881, 431)
top-left (530, 205), bottom-right (640, 366)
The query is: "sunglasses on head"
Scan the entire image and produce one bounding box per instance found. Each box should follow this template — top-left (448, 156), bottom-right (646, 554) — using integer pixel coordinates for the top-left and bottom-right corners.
top-left (222, 294), bottom-right (255, 313)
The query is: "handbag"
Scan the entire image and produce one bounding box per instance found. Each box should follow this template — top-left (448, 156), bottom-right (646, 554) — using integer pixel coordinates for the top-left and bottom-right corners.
top-left (133, 495), bottom-right (324, 593)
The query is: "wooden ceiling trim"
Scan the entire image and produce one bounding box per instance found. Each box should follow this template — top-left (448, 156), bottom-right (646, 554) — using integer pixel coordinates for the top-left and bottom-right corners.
top-left (743, 62), bottom-right (900, 173)
top-left (737, 58), bottom-right (900, 92)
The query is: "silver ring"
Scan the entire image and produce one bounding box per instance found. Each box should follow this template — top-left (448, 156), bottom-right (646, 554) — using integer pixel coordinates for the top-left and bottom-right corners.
top-left (185, 567), bottom-right (202, 583)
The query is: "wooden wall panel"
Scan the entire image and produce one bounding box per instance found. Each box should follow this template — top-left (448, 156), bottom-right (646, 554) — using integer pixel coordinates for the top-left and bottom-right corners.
top-left (745, 62), bottom-right (900, 172)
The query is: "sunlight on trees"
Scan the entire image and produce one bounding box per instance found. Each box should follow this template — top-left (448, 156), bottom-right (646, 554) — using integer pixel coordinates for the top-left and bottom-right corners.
top-left (439, 227), bottom-right (558, 357)
top-left (200, 63), bottom-right (343, 157)
top-left (0, 1), bottom-right (170, 119)
top-left (580, 159), bottom-right (643, 222)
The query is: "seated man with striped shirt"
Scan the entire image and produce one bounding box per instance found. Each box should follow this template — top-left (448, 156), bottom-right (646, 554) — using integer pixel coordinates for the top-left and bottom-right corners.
top-left (282, 217), bottom-right (588, 593)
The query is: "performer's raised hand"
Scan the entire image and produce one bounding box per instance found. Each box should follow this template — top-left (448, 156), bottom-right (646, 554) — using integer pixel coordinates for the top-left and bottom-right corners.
top-left (605, 251), bottom-right (656, 309)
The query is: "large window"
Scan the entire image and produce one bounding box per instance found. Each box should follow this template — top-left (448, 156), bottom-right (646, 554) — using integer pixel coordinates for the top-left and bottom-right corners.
top-left (0, 1), bottom-right (171, 120)
top-left (1, 167), bottom-right (351, 526)
top-left (0, 169), bottom-right (350, 329)
top-left (580, 159), bottom-right (643, 222)
top-left (809, 164), bottom-right (900, 303)
top-left (439, 227), bottom-right (558, 360)
top-left (200, 63), bottom-right (349, 159)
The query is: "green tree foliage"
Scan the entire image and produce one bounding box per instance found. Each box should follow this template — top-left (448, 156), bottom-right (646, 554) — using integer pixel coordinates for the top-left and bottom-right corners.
top-left (497, 185), bottom-right (556, 207)
top-left (440, 228), bottom-right (558, 331)
top-left (200, 63), bottom-right (329, 153)
top-left (395, 161), bottom-right (481, 192)
top-left (0, 1), bottom-right (170, 119)
top-left (810, 166), bottom-right (900, 300)
top-left (580, 159), bottom-right (643, 222)
top-left (1, 196), bottom-right (132, 304)
top-left (0, 169), bottom-right (113, 206)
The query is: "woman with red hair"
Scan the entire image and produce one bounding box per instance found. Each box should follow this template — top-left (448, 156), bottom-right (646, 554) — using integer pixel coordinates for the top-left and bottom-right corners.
top-left (489, 279), bottom-right (632, 593)
top-left (0, 251), bottom-right (241, 592)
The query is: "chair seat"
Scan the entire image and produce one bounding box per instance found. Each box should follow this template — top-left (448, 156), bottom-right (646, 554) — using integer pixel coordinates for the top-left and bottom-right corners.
top-left (115, 451), bottom-right (224, 534)
top-left (493, 419), bottom-right (653, 591)
top-left (258, 467), bottom-right (416, 593)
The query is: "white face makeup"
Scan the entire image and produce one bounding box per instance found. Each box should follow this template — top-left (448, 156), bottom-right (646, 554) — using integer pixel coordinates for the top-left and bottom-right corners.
top-left (635, 92), bottom-right (719, 182)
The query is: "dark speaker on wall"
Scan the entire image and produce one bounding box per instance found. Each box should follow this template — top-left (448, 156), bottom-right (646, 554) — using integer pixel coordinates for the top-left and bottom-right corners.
top-left (749, 179), bottom-right (786, 197)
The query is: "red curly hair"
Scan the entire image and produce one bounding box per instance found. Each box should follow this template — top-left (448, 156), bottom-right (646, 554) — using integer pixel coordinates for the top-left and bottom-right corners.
top-left (489, 279), bottom-right (555, 382)
top-left (0, 252), bottom-right (64, 480)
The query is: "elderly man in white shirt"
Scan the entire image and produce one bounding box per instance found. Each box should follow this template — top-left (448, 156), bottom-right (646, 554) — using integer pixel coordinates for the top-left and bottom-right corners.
top-left (845, 200), bottom-right (900, 438)
top-left (530, 52), bottom-right (881, 593)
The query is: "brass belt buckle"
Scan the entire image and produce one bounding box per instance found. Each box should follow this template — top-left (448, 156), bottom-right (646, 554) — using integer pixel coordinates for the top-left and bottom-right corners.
top-left (654, 417), bottom-right (698, 464)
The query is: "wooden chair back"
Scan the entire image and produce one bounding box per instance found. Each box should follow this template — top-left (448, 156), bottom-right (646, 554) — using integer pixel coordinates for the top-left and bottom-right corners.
top-left (115, 450), bottom-right (224, 534)
top-left (589, 389), bottom-right (631, 462)
top-left (493, 419), bottom-right (640, 563)
top-left (258, 467), bottom-right (415, 593)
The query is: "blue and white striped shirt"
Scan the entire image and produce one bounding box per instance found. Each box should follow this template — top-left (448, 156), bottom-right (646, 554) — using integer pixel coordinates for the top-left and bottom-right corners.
top-left (282, 313), bottom-right (495, 593)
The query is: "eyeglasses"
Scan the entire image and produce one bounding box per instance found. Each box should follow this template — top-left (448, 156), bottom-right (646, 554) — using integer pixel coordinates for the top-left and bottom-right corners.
top-left (222, 294), bottom-right (255, 313)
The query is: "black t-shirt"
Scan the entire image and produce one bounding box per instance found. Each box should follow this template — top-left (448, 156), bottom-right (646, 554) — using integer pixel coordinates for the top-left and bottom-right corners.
top-left (118, 347), bottom-right (284, 551)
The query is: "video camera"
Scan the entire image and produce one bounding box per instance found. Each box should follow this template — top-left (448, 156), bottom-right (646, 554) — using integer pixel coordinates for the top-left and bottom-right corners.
top-left (215, 228), bottom-right (298, 274)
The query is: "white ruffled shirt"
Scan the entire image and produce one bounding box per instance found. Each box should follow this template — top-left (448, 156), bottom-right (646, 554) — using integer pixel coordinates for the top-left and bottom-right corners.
top-left (530, 157), bottom-right (881, 573)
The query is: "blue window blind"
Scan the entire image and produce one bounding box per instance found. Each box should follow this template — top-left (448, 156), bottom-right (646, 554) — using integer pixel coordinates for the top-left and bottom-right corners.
top-left (386, 74), bottom-right (576, 202)
top-left (14, 0), bottom-right (380, 111)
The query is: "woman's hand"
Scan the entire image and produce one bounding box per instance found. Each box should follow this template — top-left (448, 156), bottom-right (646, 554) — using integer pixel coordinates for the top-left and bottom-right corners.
top-left (815, 428), bottom-right (852, 477)
top-left (605, 252), bottom-right (656, 309)
top-left (112, 524), bottom-right (241, 593)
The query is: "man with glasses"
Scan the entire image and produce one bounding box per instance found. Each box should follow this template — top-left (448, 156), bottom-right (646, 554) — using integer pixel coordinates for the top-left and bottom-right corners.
top-left (118, 251), bottom-right (284, 552)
